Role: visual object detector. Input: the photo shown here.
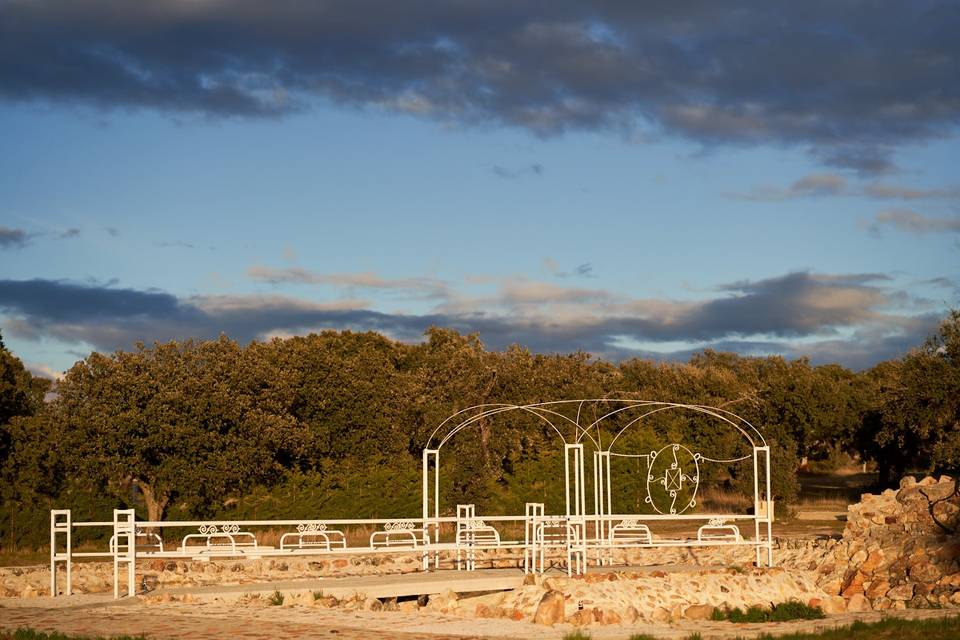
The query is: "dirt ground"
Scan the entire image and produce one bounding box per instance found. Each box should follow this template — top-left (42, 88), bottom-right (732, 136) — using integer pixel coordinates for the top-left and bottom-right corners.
top-left (3, 595), bottom-right (960, 640)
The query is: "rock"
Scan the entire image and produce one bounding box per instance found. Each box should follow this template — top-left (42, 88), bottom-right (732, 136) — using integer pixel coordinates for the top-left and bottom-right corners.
top-left (861, 550), bottom-right (885, 575)
top-left (427, 589), bottom-right (459, 613)
top-left (888, 583), bottom-right (915, 601)
top-left (684, 604), bottom-right (716, 620)
top-left (313, 595), bottom-right (338, 608)
top-left (362, 598), bottom-right (383, 611)
top-left (900, 476), bottom-right (918, 489)
top-left (649, 606), bottom-right (671, 623)
top-left (911, 562), bottom-right (943, 583)
top-left (941, 572), bottom-right (960, 587)
top-left (865, 579), bottom-right (890, 599)
top-left (532, 590), bottom-right (565, 626)
top-left (841, 571), bottom-right (866, 596)
top-left (846, 593), bottom-right (872, 612)
top-left (821, 595), bottom-right (847, 614)
top-left (566, 609), bottom-right (594, 626)
top-left (398, 599), bottom-right (419, 612)
top-left (603, 609), bottom-right (622, 625)
top-left (921, 481), bottom-right (957, 503)
top-left (20, 585), bottom-right (37, 599)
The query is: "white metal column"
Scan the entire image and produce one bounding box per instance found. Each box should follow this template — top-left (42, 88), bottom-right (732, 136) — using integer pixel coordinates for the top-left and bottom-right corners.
top-left (421, 448), bottom-right (439, 570)
top-left (50, 509), bottom-right (71, 597)
top-left (760, 445), bottom-right (774, 566)
top-left (112, 509), bottom-right (136, 598)
top-left (592, 450), bottom-right (612, 565)
top-left (564, 444), bottom-right (587, 574)
top-left (524, 502), bottom-right (544, 574)
top-left (752, 446), bottom-right (761, 567)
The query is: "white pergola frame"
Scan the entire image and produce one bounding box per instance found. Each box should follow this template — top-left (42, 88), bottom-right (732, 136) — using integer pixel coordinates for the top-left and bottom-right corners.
top-left (423, 400), bottom-right (774, 568)
top-left (51, 399), bottom-right (775, 599)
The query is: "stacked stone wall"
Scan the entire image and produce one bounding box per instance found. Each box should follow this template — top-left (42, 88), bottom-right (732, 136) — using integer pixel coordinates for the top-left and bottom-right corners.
top-left (815, 475), bottom-right (960, 612)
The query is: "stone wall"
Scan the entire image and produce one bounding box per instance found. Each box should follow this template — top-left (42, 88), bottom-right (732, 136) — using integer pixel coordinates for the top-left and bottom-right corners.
top-left (815, 475), bottom-right (960, 612)
top-left (432, 567), bottom-right (836, 626)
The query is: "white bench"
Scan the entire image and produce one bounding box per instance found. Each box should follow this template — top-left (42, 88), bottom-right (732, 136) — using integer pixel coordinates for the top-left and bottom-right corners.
top-left (534, 519), bottom-right (585, 576)
top-left (280, 523), bottom-right (346, 551)
top-left (455, 520), bottom-right (500, 547)
top-left (608, 519), bottom-right (653, 546)
top-left (697, 518), bottom-right (742, 542)
top-left (180, 524), bottom-right (258, 554)
top-left (455, 520), bottom-right (501, 571)
top-left (370, 522), bottom-right (429, 548)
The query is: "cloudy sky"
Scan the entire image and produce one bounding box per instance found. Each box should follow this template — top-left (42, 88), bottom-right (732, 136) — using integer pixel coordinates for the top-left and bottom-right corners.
top-left (1, 0), bottom-right (958, 377)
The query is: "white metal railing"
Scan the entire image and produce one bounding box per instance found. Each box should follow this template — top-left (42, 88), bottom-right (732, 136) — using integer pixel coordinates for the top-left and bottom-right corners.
top-left (49, 503), bottom-right (774, 599)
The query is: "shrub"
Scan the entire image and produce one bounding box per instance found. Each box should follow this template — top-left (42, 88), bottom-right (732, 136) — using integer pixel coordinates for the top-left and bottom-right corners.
top-left (712, 600), bottom-right (824, 623)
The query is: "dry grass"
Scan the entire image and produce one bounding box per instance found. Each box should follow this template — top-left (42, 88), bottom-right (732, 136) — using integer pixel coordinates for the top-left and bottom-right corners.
top-left (698, 487), bottom-right (752, 512)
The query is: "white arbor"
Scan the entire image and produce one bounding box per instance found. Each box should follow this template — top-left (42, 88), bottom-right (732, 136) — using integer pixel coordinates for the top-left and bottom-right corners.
top-left (423, 400), bottom-right (773, 567)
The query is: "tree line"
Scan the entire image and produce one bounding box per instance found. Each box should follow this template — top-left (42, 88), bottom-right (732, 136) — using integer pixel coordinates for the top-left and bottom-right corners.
top-left (1, 311), bottom-right (957, 548)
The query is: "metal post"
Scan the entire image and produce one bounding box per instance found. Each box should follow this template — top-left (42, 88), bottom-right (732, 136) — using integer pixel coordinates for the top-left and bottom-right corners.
top-left (112, 509), bottom-right (136, 598)
top-left (752, 447), bottom-right (761, 567)
top-left (763, 446), bottom-right (774, 567)
top-left (50, 509), bottom-right (72, 597)
top-left (421, 449), bottom-right (439, 570)
top-left (592, 450), bottom-right (600, 563)
top-left (525, 502), bottom-right (544, 574)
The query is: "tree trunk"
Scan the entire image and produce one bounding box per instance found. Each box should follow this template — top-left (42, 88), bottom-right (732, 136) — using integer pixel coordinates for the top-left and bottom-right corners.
top-left (137, 481), bottom-right (169, 522)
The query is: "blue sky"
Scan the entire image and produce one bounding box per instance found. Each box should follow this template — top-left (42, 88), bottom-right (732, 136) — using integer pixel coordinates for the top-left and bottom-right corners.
top-left (1, 1), bottom-right (958, 376)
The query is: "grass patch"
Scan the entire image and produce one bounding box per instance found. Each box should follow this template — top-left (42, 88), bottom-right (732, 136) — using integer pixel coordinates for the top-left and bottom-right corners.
top-left (747, 615), bottom-right (960, 639)
top-left (0, 630), bottom-right (147, 640)
top-left (268, 589), bottom-right (284, 606)
top-left (311, 589), bottom-right (324, 600)
top-left (712, 600), bottom-right (825, 623)
top-left (563, 632), bottom-right (591, 640)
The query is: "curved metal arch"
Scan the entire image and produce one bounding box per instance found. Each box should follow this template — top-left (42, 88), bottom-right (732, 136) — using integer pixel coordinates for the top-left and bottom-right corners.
top-left (426, 403), bottom-right (517, 447)
top-left (425, 399), bottom-right (763, 456)
top-left (605, 404), bottom-right (762, 451)
top-left (433, 402), bottom-right (600, 451)
top-left (573, 399), bottom-right (765, 450)
top-left (438, 405), bottom-right (567, 449)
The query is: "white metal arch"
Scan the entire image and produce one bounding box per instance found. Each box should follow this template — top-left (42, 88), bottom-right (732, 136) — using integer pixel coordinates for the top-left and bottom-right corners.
top-left (422, 402), bottom-right (604, 543)
top-left (423, 398), bottom-right (774, 569)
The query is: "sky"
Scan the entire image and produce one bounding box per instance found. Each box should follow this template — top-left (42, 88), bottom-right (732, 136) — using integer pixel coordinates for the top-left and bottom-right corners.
top-left (1, 1), bottom-right (959, 378)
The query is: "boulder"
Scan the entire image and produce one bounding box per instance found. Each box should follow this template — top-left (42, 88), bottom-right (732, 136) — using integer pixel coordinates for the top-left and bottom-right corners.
top-left (684, 604), bottom-right (716, 620)
top-left (845, 593), bottom-right (872, 612)
top-left (362, 598), bottom-right (383, 611)
top-left (566, 609), bottom-right (594, 626)
top-left (397, 599), bottom-right (419, 612)
top-left (887, 583), bottom-right (915, 601)
top-left (821, 595), bottom-right (847, 614)
top-left (865, 579), bottom-right (890, 599)
top-left (532, 590), bottom-right (565, 626)
top-left (649, 606), bottom-right (672, 623)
